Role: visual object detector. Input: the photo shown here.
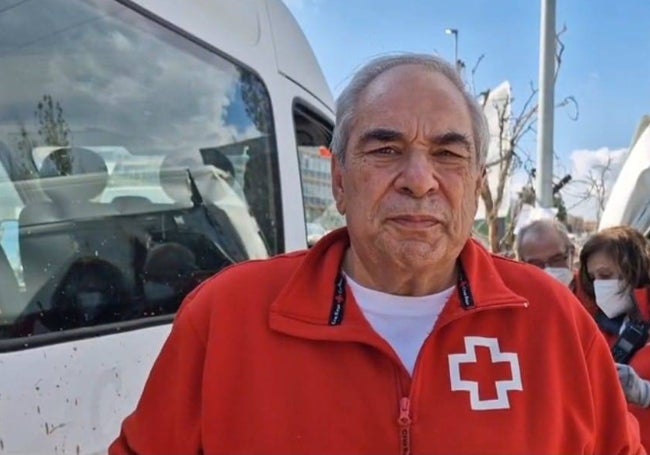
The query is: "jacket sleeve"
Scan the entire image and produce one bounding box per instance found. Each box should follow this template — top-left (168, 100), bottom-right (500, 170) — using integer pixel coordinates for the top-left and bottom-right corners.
top-left (108, 293), bottom-right (207, 455)
top-left (586, 331), bottom-right (646, 455)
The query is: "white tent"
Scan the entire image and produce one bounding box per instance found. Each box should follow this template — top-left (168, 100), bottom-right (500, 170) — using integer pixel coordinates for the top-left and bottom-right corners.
top-left (599, 116), bottom-right (650, 235)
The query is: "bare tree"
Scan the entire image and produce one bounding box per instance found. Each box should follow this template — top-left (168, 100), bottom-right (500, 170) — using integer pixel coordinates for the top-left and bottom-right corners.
top-left (564, 155), bottom-right (614, 226)
top-left (473, 25), bottom-right (578, 253)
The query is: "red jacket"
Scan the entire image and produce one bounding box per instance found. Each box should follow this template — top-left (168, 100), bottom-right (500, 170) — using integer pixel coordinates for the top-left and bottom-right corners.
top-left (110, 229), bottom-right (642, 454)
top-left (598, 288), bottom-right (650, 452)
top-left (572, 271), bottom-right (600, 316)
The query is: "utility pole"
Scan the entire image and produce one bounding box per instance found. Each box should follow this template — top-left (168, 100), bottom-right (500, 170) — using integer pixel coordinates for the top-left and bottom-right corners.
top-left (535, 0), bottom-right (556, 208)
top-left (445, 28), bottom-right (459, 71)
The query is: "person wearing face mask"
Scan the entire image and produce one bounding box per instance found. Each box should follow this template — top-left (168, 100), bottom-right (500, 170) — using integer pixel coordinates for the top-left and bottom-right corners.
top-left (515, 219), bottom-right (575, 286)
top-left (578, 225), bottom-right (650, 449)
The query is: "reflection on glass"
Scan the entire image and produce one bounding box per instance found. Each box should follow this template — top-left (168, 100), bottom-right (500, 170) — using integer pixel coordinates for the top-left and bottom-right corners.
top-left (293, 105), bottom-right (344, 246)
top-left (0, 0), bottom-right (281, 341)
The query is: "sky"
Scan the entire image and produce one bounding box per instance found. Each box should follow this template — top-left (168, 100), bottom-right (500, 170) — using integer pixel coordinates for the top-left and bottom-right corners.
top-left (281, 0), bottom-right (650, 221)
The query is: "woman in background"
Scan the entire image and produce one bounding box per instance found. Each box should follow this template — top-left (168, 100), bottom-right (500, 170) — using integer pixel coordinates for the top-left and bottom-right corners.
top-left (577, 226), bottom-right (650, 449)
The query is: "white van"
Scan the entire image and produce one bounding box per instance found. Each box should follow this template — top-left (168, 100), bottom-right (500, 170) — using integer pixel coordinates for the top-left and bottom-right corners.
top-left (0, 1), bottom-right (340, 453)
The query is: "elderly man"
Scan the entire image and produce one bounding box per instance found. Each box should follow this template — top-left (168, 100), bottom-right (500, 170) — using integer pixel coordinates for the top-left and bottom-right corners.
top-left (515, 218), bottom-right (575, 286)
top-left (110, 54), bottom-right (643, 454)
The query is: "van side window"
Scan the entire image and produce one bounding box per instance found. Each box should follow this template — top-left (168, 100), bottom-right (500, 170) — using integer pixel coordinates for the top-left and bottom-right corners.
top-left (0, 0), bottom-right (281, 348)
top-left (293, 104), bottom-right (344, 246)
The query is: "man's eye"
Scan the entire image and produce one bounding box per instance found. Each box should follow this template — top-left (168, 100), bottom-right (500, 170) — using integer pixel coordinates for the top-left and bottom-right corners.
top-left (437, 149), bottom-right (462, 158)
top-left (370, 147), bottom-right (398, 155)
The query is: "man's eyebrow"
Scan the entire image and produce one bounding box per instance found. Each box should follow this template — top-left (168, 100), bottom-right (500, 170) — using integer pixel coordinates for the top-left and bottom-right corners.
top-left (357, 129), bottom-right (473, 152)
top-left (430, 131), bottom-right (472, 151)
top-left (358, 128), bottom-right (405, 145)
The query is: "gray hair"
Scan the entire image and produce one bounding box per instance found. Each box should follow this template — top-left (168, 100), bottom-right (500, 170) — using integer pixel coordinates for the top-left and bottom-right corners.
top-left (515, 219), bottom-right (574, 260)
top-left (330, 53), bottom-right (489, 168)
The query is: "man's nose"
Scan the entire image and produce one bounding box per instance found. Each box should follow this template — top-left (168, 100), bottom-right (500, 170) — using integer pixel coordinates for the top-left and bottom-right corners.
top-left (394, 151), bottom-right (440, 197)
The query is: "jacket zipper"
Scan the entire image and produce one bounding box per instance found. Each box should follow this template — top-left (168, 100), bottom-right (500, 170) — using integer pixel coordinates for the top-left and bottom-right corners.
top-left (394, 310), bottom-right (441, 455)
top-left (398, 396), bottom-right (412, 455)
top-left (393, 299), bottom-right (528, 454)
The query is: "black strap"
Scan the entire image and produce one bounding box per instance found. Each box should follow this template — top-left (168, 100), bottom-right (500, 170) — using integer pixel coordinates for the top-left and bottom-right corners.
top-left (328, 262), bottom-right (474, 326)
top-left (329, 272), bottom-right (346, 325)
top-left (457, 263), bottom-right (475, 310)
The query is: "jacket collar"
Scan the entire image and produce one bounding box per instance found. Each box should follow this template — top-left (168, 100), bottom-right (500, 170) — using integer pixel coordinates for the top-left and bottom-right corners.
top-left (269, 228), bottom-right (527, 340)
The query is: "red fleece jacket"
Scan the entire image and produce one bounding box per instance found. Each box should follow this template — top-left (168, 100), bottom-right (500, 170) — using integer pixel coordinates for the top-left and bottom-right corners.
top-left (111, 229), bottom-right (643, 454)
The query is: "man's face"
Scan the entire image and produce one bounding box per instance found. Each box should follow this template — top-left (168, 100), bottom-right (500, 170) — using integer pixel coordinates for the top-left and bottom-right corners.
top-left (332, 65), bottom-right (483, 272)
top-left (518, 229), bottom-right (572, 270)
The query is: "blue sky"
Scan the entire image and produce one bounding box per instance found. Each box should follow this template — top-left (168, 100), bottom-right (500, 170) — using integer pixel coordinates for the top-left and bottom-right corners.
top-left (282, 0), bottom-right (650, 220)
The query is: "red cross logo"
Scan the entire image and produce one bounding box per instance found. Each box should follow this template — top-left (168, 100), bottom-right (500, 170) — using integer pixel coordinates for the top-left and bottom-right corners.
top-left (448, 336), bottom-right (523, 410)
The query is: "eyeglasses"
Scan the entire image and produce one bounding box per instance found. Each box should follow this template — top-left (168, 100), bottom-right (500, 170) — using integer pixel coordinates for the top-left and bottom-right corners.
top-left (524, 251), bottom-right (570, 269)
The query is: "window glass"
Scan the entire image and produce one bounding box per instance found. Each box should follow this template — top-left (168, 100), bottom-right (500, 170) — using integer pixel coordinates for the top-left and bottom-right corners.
top-left (293, 104), bottom-right (344, 246)
top-left (0, 156), bottom-right (24, 307)
top-left (0, 0), bottom-right (281, 343)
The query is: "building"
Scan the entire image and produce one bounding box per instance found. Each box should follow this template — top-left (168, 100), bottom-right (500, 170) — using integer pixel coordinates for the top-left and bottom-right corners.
top-left (599, 115), bottom-right (650, 236)
top-left (298, 145), bottom-right (335, 222)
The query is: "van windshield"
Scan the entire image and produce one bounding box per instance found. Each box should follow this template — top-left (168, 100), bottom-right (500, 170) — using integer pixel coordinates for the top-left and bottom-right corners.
top-left (0, 0), bottom-right (282, 343)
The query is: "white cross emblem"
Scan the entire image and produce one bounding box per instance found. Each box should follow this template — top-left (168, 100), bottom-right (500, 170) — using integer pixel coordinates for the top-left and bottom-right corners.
top-left (448, 336), bottom-right (523, 411)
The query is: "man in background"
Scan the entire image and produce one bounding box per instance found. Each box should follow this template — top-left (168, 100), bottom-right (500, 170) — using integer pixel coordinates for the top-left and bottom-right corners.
top-left (516, 218), bottom-right (575, 286)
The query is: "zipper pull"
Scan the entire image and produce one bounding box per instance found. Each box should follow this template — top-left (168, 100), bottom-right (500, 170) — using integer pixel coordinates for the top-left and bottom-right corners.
top-left (397, 397), bottom-right (412, 455)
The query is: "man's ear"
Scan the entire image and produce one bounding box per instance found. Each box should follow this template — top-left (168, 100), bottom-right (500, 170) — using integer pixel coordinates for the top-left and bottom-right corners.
top-left (331, 154), bottom-right (346, 215)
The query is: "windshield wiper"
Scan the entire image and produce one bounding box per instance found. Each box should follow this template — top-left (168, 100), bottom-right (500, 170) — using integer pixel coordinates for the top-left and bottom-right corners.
top-left (186, 169), bottom-right (203, 208)
top-left (185, 169), bottom-right (248, 264)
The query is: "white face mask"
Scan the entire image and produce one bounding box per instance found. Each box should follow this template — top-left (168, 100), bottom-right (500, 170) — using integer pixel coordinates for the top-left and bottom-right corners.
top-left (544, 267), bottom-right (573, 286)
top-left (594, 279), bottom-right (632, 318)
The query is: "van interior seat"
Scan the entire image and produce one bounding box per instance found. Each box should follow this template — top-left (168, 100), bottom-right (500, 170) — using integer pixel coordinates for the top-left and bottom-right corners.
top-left (142, 241), bottom-right (200, 314)
top-left (18, 147), bottom-right (134, 312)
top-left (111, 195), bottom-right (155, 214)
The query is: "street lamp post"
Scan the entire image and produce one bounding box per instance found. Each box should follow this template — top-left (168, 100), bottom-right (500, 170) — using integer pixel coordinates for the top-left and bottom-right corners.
top-left (535, 0), bottom-right (556, 208)
top-left (445, 28), bottom-right (459, 70)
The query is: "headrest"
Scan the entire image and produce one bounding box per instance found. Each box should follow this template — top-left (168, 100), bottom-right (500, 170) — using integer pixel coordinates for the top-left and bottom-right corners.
top-left (158, 153), bottom-right (233, 205)
top-left (38, 147), bottom-right (109, 203)
top-left (143, 242), bottom-right (198, 282)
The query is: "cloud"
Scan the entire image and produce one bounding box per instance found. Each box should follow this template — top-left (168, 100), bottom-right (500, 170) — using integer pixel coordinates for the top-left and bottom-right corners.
top-left (0, 0), bottom-right (266, 157)
top-left (560, 147), bottom-right (628, 221)
top-left (568, 147), bottom-right (627, 180)
top-left (505, 147), bottom-right (629, 222)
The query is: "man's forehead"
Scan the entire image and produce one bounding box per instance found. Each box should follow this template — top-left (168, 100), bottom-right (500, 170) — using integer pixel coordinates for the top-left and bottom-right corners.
top-left (359, 65), bottom-right (463, 105)
top-left (351, 67), bottom-right (473, 138)
top-left (521, 228), bottom-right (566, 251)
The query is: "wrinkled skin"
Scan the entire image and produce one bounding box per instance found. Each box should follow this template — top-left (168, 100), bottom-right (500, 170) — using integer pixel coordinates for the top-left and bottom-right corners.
top-left (332, 65), bottom-right (484, 296)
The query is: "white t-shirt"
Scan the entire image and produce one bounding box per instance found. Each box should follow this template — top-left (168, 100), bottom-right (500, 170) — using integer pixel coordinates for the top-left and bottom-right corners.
top-left (346, 274), bottom-right (455, 376)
